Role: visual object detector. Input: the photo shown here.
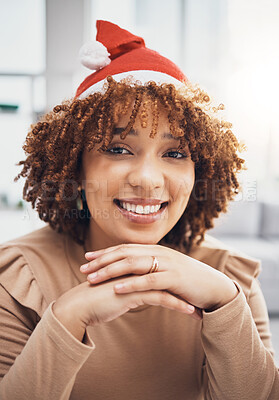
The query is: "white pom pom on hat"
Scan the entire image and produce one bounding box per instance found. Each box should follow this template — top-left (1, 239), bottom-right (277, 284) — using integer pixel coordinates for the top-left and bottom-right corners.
top-left (79, 40), bottom-right (111, 71)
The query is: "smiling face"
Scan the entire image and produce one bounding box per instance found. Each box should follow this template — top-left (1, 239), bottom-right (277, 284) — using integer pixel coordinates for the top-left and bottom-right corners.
top-left (81, 102), bottom-right (195, 251)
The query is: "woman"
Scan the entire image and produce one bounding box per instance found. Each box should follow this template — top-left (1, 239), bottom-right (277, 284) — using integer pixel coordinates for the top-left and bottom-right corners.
top-left (0, 20), bottom-right (278, 399)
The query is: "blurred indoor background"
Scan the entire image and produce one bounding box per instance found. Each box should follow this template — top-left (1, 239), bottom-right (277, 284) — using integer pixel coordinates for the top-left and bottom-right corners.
top-left (0, 0), bottom-right (278, 362)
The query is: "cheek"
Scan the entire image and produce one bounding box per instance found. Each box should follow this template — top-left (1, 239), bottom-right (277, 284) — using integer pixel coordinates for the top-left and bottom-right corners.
top-left (184, 171), bottom-right (195, 193)
top-left (83, 159), bottom-right (122, 201)
top-left (94, 165), bottom-right (132, 201)
top-left (169, 169), bottom-right (195, 203)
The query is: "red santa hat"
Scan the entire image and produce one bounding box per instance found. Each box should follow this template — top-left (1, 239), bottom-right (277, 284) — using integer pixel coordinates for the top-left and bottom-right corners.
top-left (75, 20), bottom-right (188, 98)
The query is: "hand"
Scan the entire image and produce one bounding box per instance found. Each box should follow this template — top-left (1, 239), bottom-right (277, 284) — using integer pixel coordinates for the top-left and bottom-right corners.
top-left (53, 274), bottom-right (199, 342)
top-left (80, 243), bottom-right (238, 313)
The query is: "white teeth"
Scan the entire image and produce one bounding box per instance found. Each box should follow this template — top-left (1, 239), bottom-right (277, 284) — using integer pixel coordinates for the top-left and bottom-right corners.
top-left (119, 201), bottom-right (162, 214)
top-left (143, 206), bottom-right (150, 214)
top-left (135, 205), bottom-right (144, 214)
top-left (126, 203), bottom-right (132, 212)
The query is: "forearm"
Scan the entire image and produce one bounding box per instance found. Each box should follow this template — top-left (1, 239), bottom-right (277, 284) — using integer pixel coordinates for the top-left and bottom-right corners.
top-left (0, 302), bottom-right (94, 400)
top-left (202, 282), bottom-right (278, 400)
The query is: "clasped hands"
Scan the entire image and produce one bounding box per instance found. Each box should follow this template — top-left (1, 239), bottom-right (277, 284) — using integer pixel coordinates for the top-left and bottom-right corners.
top-left (80, 243), bottom-right (238, 320)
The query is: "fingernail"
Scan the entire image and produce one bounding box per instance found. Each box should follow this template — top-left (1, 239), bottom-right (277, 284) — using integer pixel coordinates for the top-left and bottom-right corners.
top-left (88, 272), bottom-right (97, 280)
top-left (114, 283), bottom-right (125, 291)
top-left (85, 252), bottom-right (95, 257)
top-left (187, 305), bottom-right (195, 312)
top-left (80, 264), bottom-right (89, 271)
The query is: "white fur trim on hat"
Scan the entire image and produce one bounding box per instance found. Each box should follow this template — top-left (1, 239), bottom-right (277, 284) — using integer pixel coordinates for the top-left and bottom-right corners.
top-left (78, 70), bottom-right (185, 99)
top-left (79, 40), bottom-right (111, 71)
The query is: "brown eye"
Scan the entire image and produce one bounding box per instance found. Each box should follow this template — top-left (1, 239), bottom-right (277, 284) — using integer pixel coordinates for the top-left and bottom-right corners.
top-left (164, 150), bottom-right (187, 159)
top-left (106, 146), bottom-right (132, 155)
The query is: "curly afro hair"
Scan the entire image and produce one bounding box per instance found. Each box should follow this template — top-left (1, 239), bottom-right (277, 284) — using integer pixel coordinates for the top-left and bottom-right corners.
top-left (15, 76), bottom-right (245, 252)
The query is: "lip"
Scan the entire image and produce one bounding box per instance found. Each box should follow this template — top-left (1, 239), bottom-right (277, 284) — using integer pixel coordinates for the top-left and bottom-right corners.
top-left (114, 199), bottom-right (168, 224)
top-left (116, 198), bottom-right (168, 206)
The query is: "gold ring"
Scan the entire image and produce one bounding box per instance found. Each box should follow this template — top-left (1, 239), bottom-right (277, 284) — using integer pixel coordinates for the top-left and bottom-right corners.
top-left (148, 256), bottom-right (159, 273)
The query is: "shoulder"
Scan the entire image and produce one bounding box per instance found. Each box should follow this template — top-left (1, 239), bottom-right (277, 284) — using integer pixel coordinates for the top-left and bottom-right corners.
top-left (0, 226), bottom-right (70, 315)
top-left (1, 225), bottom-right (65, 254)
top-left (188, 233), bottom-right (261, 300)
top-left (0, 225), bottom-right (66, 286)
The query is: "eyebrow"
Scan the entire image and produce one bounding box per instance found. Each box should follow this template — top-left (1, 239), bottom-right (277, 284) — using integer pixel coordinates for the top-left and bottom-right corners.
top-left (113, 127), bottom-right (179, 140)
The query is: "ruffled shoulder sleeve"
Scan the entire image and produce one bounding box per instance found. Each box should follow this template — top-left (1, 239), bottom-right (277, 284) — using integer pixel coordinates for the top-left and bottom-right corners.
top-left (223, 251), bottom-right (261, 300)
top-left (0, 244), bottom-right (47, 317)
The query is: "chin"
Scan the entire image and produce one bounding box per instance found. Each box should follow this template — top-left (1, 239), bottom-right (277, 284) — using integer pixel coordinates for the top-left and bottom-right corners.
top-left (119, 232), bottom-right (163, 245)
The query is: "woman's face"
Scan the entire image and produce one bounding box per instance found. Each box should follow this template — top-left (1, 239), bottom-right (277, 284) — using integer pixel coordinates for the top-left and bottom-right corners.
top-left (81, 104), bottom-right (195, 250)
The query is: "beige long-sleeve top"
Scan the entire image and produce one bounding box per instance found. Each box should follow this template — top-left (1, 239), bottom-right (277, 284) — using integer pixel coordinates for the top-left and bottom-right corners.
top-left (0, 225), bottom-right (278, 400)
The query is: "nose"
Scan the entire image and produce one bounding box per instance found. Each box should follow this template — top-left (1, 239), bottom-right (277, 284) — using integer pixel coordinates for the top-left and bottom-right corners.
top-left (127, 155), bottom-right (165, 192)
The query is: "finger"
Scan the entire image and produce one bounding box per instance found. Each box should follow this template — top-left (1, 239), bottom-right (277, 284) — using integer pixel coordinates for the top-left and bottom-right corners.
top-left (84, 251), bottom-right (106, 261)
top-left (81, 244), bottom-right (157, 273)
top-left (86, 256), bottom-right (160, 283)
top-left (130, 290), bottom-right (196, 316)
top-left (113, 271), bottom-right (171, 293)
top-left (84, 246), bottom-right (119, 261)
top-left (84, 246), bottom-right (121, 261)
top-left (84, 243), bottom-right (155, 261)
top-left (82, 251), bottom-right (122, 272)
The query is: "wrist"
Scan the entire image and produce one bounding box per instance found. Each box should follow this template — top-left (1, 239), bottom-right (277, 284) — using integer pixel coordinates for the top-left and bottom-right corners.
top-left (205, 278), bottom-right (239, 312)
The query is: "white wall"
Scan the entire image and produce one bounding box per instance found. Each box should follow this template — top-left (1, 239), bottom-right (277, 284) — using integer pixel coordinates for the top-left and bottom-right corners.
top-left (45, 0), bottom-right (87, 108)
